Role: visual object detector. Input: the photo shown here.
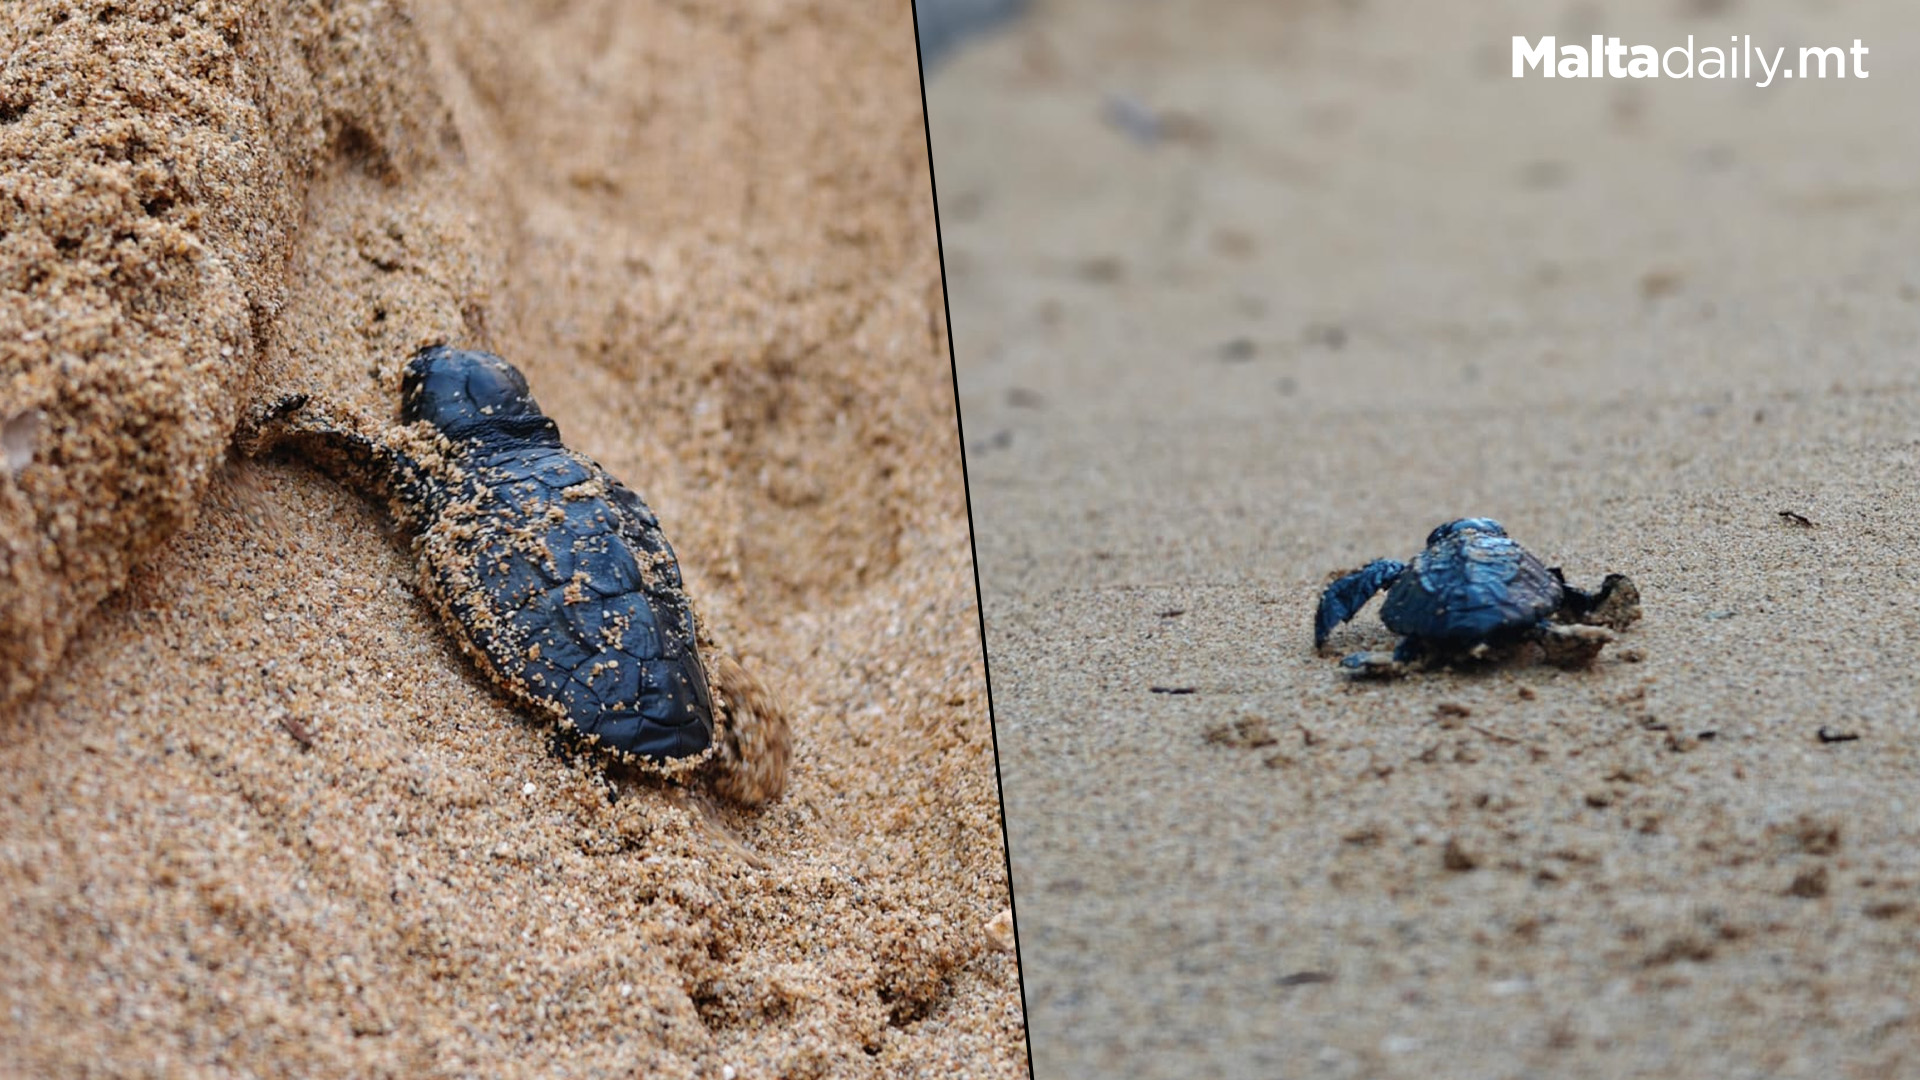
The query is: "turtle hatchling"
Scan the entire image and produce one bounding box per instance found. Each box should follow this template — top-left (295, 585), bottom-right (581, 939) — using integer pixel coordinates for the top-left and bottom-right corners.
top-left (1313, 518), bottom-right (1641, 676)
top-left (243, 345), bottom-right (789, 804)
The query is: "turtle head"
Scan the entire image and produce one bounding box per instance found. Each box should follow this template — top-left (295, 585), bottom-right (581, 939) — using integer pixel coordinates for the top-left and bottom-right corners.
top-left (1426, 517), bottom-right (1506, 547)
top-left (402, 346), bottom-right (553, 438)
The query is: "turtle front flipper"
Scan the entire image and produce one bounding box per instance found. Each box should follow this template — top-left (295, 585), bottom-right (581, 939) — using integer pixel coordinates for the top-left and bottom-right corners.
top-left (1553, 571), bottom-right (1642, 633)
top-left (234, 393), bottom-right (313, 456)
top-left (1340, 650), bottom-right (1411, 678)
top-left (1314, 558), bottom-right (1407, 651)
top-left (238, 394), bottom-right (444, 530)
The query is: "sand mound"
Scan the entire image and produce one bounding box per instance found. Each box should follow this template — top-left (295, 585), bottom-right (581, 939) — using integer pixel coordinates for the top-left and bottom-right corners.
top-left (2, 1), bottom-right (285, 705)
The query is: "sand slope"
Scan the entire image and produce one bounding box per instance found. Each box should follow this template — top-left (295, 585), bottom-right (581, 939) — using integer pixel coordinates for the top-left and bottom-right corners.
top-left (0, 2), bottom-right (1021, 1077)
top-left (932, 0), bottom-right (1920, 1075)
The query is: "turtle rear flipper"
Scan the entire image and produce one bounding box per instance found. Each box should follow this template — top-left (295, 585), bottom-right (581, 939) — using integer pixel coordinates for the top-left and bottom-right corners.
top-left (707, 653), bottom-right (791, 806)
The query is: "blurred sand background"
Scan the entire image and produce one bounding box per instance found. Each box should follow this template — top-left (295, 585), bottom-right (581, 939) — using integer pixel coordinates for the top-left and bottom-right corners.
top-left (929, 0), bottom-right (1920, 1075)
top-left (0, 1), bottom-right (1021, 1077)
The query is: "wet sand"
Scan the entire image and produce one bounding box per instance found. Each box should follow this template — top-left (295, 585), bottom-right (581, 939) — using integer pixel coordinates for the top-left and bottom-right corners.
top-left (0, 2), bottom-right (1021, 1076)
top-left (931, 0), bottom-right (1920, 1075)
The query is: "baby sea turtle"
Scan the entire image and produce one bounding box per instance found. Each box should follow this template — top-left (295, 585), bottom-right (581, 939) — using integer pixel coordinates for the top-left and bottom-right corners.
top-left (1313, 517), bottom-right (1641, 676)
top-left (242, 345), bottom-right (789, 804)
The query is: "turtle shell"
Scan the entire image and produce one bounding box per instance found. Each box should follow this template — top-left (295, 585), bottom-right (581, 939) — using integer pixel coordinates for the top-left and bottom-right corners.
top-left (416, 437), bottom-right (715, 760)
top-left (1379, 528), bottom-right (1563, 648)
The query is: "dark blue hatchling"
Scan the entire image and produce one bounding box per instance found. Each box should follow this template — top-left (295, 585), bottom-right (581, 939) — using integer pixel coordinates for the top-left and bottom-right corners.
top-left (243, 345), bottom-right (789, 804)
top-left (1314, 518), bottom-right (1640, 676)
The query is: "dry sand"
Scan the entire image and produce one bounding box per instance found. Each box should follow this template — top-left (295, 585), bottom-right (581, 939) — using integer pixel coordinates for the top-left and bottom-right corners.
top-left (0, 2), bottom-right (1022, 1077)
top-left (930, 0), bottom-right (1920, 1076)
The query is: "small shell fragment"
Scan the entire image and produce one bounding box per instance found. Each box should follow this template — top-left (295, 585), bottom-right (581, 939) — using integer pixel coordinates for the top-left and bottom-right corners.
top-left (984, 908), bottom-right (1016, 953)
top-left (4, 409), bottom-right (45, 474)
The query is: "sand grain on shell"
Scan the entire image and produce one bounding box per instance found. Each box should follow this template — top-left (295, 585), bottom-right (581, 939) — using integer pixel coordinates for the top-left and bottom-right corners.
top-left (0, 2), bottom-right (1020, 1078)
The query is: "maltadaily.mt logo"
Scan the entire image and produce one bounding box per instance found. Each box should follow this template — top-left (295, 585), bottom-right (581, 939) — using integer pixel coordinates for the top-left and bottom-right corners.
top-left (1513, 36), bottom-right (1868, 88)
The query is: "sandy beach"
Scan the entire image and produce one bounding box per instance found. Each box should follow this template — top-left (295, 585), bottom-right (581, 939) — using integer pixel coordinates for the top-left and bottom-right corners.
top-left (0, 2), bottom-right (1021, 1076)
top-left (930, 0), bottom-right (1920, 1075)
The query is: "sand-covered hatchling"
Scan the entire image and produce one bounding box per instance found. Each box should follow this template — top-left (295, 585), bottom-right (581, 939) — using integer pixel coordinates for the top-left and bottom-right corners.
top-left (1314, 517), bottom-right (1641, 676)
top-left (242, 345), bottom-right (789, 804)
